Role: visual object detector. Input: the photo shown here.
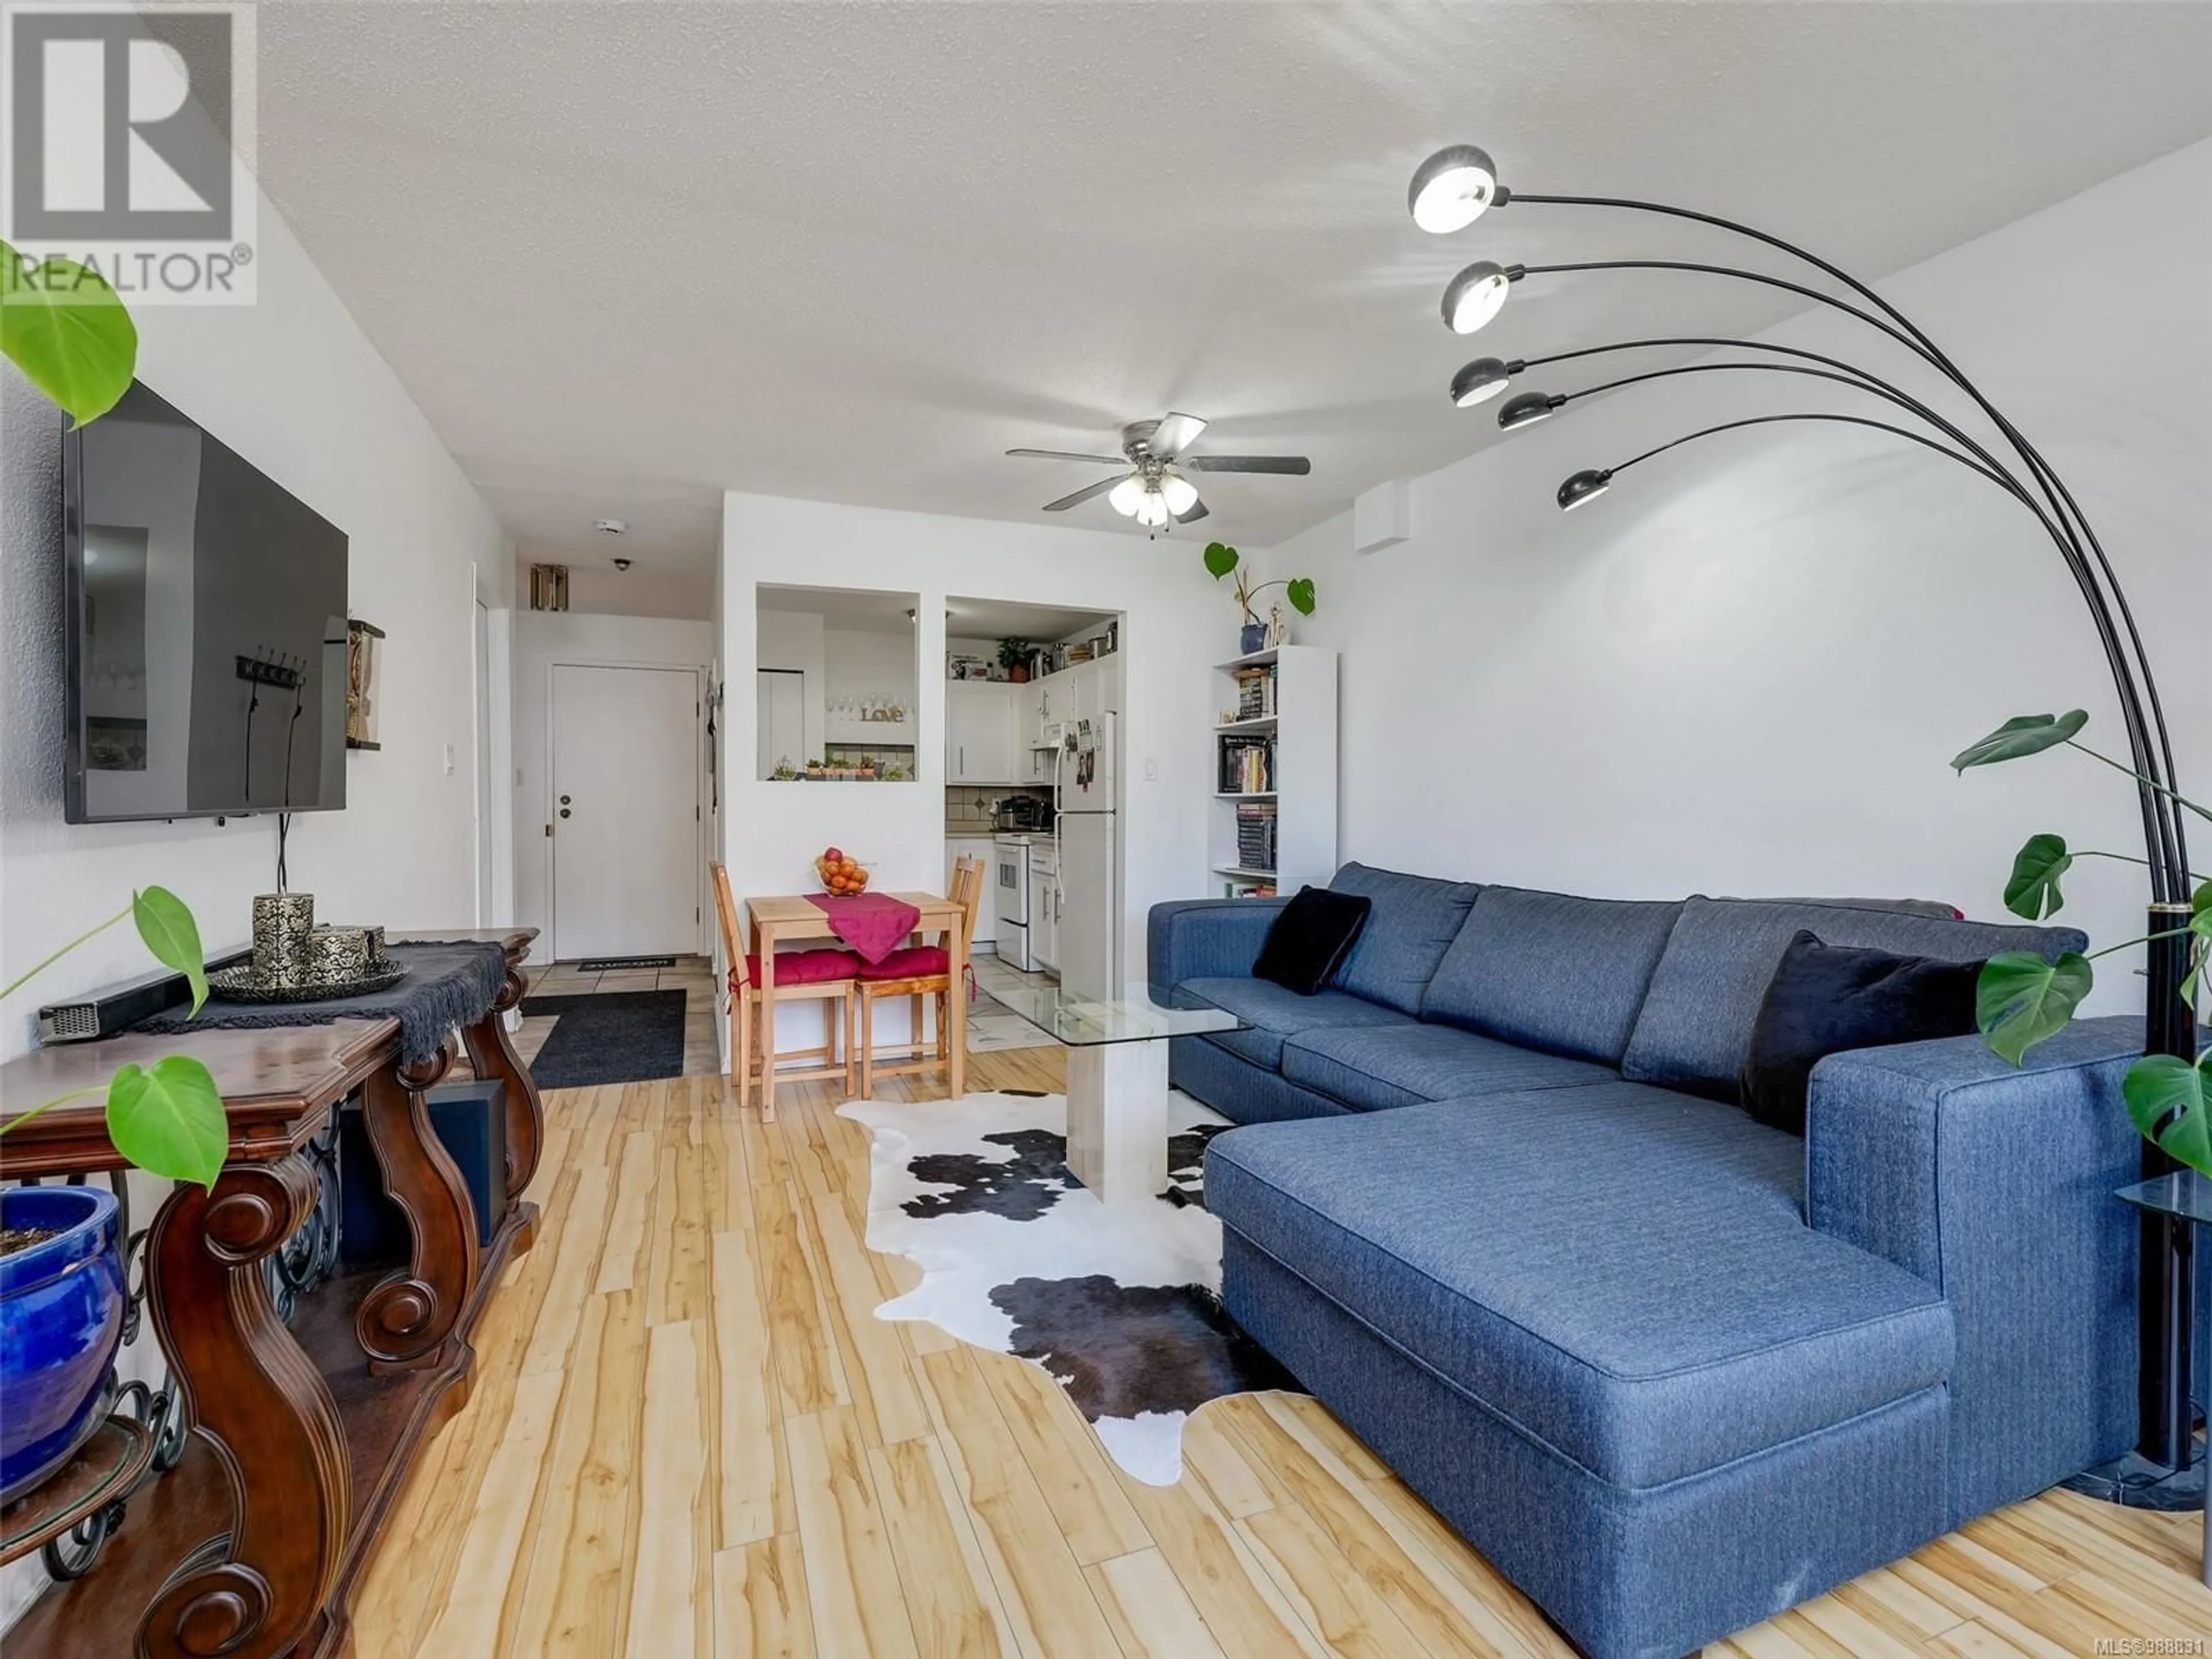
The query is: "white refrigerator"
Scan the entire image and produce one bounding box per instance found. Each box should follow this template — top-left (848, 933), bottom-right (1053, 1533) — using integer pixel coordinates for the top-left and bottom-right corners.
top-left (1052, 709), bottom-right (1118, 998)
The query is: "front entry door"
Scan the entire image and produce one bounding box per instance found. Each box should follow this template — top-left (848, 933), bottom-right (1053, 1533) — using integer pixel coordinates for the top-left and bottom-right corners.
top-left (551, 663), bottom-right (699, 959)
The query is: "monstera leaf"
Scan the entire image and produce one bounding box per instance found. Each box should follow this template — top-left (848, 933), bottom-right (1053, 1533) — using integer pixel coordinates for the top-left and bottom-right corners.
top-left (2002, 834), bottom-right (2074, 921)
top-left (1951, 711), bottom-right (2088, 773)
top-left (2124, 1054), bottom-right (2212, 1176)
top-left (1285, 577), bottom-right (1317, 616)
top-left (106, 1056), bottom-right (226, 1189)
top-left (1976, 950), bottom-right (2093, 1065)
top-left (1203, 541), bottom-right (1239, 579)
top-left (0, 241), bottom-right (137, 425)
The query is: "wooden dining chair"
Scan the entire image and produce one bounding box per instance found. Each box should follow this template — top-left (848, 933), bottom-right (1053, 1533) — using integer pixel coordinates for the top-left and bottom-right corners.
top-left (855, 855), bottom-right (985, 1099)
top-left (710, 862), bottom-right (862, 1121)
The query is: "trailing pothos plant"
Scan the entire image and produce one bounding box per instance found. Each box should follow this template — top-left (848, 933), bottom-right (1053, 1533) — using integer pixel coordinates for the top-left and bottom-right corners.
top-left (1955, 710), bottom-right (2212, 1174)
top-left (0, 241), bottom-right (226, 1188)
top-left (1, 892), bottom-right (227, 1190)
top-left (1202, 542), bottom-right (1316, 624)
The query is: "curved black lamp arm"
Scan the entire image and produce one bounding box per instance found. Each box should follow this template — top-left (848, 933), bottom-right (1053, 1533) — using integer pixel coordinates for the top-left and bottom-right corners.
top-left (1615, 412), bottom-right (2025, 501)
top-left (1504, 197), bottom-right (2186, 893)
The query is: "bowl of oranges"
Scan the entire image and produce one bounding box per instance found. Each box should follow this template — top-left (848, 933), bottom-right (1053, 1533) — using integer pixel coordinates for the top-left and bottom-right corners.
top-left (814, 846), bottom-right (870, 895)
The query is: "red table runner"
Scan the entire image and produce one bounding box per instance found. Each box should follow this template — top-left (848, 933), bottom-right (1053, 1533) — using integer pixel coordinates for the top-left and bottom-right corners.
top-left (808, 891), bottom-right (923, 965)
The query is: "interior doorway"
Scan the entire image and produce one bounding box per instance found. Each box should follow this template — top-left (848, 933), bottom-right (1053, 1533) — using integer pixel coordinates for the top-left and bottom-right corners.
top-left (550, 662), bottom-right (701, 960)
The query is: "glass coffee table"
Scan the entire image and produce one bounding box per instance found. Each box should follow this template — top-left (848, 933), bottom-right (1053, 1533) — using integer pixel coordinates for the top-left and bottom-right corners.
top-left (990, 982), bottom-right (1244, 1203)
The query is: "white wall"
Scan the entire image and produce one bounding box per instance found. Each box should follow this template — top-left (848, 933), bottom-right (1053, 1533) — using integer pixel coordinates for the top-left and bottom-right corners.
top-left (0, 193), bottom-right (509, 1630)
top-left (756, 607), bottom-right (827, 766)
top-left (719, 491), bottom-right (1228, 1041)
top-left (1260, 137), bottom-right (2212, 1013)
top-left (510, 609), bottom-right (715, 949)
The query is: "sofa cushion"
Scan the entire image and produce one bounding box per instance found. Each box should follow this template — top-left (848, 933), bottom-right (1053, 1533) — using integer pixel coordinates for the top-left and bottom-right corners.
top-left (1323, 863), bottom-right (1482, 1016)
top-left (1206, 1085), bottom-right (1955, 1488)
top-left (1253, 886), bottom-right (1372, 996)
top-left (1622, 897), bottom-right (2088, 1104)
top-left (1421, 887), bottom-right (1682, 1065)
top-left (1281, 1022), bottom-right (1615, 1113)
top-left (1176, 975), bottom-right (1411, 1070)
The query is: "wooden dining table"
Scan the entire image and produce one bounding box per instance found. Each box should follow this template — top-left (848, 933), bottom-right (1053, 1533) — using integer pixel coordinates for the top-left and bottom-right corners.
top-left (744, 890), bottom-right (969, 1118)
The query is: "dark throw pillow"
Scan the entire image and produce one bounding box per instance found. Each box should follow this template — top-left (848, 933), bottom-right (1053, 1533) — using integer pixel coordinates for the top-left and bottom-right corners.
top-left (1741, 931), bottom-right (1983, 1135)
top-left (1253, 886), bottom-right (1374, 997)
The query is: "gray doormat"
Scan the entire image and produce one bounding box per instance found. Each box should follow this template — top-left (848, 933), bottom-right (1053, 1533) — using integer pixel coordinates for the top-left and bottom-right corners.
top-left (573, 955), bottom-right (677, 971)
top-left (519, 989), bottom-right (687, 1088)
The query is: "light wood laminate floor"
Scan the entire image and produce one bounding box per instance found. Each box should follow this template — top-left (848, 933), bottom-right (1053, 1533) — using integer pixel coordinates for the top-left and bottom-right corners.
top-left (351, 1050), bottom-right (2212, 1657)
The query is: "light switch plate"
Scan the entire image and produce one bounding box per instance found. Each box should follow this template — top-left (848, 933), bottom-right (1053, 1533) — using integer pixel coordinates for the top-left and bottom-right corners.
top-left (1142, 757), bottom-right (1159, 781)
top-left (442, 742), bottom-right (456, 775)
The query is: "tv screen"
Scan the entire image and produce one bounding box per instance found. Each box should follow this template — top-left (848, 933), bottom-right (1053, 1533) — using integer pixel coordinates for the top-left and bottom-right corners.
top-left (63, 382), bottom-right (350, 823)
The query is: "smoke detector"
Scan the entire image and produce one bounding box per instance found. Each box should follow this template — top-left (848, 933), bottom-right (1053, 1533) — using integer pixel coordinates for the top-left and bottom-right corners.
top-left (594, 517), bottom-right (627, 535)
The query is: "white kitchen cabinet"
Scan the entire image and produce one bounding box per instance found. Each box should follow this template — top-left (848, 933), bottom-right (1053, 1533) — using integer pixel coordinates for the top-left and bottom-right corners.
top-left (946, 682), bottom-right (1018, 783)
top-left (946, 836), bottom-right (998, 953)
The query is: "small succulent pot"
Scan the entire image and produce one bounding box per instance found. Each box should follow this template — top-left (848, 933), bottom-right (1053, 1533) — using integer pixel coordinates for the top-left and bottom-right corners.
top-left (1239, 621), bottom-right (1268, 655)
top-left (1, 1186), bottom-right (127, 1504)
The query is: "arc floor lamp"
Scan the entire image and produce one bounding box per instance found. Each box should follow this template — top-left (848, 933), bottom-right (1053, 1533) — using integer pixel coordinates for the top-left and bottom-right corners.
top-left (1405, 143), bottom-right (2199, 1482)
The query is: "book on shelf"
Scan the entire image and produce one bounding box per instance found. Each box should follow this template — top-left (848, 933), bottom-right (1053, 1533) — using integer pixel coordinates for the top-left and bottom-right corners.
top-left (1226, 878), bottom-right (1278, 899)
top-left (1234, 799), bottom-right (1277, 872)
top-left (1229, 664), bottom-right (1278, 721)
top-left (1218, 735), bottom-right (1273, 794)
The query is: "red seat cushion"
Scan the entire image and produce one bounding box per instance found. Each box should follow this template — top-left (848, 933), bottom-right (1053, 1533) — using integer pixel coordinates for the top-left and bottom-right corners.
top-left (732, 948), bottom-right (863, 991)
top-left (858, 945), bottom-right (950, 981)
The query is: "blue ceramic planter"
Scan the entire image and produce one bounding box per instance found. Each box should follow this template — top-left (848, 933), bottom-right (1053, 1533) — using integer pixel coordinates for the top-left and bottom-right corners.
top-left (1, 1185), bottom-right (126, 1503)
top-left (1240, 622), bottom-right (1268, 656)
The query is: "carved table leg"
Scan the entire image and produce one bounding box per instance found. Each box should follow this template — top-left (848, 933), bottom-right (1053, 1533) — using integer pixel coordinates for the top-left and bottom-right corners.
top-left (139, 1152), bottom-right (348, 1659)
top-left (357, 1040), bottom-right (481, 1369)
top-left (459, 961), bottom-right (544, 1217)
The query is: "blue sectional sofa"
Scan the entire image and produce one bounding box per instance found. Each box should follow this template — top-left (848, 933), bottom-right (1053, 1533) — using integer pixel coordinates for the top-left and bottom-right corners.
top-left (1151, 864), bottom-right (2148, 1659)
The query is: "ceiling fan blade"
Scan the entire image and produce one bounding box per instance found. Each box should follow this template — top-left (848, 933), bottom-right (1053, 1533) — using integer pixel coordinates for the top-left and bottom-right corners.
top-left (1149, 412), bottom-right (1209, 461)
top-left (1184, 454), bottom-right (1312, 475)
top-left (1042, 475), bottom-right (1127, 512)
top-left (1007, 448), bottom-right (1126, 464)
top-left (1174, 495), bottom-right (1210, 525)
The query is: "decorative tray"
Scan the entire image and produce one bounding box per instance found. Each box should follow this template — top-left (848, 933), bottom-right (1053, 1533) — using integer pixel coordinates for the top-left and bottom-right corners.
top-left (207, 960), bottom-right (409, 1004)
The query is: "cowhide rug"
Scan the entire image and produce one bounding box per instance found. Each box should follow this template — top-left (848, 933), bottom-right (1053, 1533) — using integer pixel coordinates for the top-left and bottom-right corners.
top-left (838, 1088), bottom-right (1301, 1484)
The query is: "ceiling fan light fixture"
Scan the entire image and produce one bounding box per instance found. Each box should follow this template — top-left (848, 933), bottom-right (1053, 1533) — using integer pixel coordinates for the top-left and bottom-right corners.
top-left (1160, 472), bottom-right (1199, 515)
top-left (1107, 475), bottom-right (1146, 517)
top-left (1408, 144), bottom-right (1499, 234)
top-left (1133, 486), bottom-right (1172, 529)
top-left (1442, 260), bottom-right (1513, 335)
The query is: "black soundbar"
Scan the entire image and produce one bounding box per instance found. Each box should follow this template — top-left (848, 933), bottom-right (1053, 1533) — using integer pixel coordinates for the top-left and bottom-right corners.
top-left (37, 945), bottom-right (252, 1044)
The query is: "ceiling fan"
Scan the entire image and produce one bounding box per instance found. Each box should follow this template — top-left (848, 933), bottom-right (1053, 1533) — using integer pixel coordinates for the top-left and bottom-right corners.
top-left (1007, 413), bottom-right (1310, 534)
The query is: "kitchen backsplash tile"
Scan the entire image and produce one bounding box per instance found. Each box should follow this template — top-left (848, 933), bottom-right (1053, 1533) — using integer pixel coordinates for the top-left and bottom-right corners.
top-left (945, 786), bottom-right (1051, 831)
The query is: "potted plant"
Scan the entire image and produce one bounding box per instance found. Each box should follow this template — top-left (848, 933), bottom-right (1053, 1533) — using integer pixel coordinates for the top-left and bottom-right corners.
top-left (1203, 542), bottom-right (1316, 654)
top-left (0, 268), bottom-right (226, 1500)
top-left (1951, 711), bottom-right (2211, 1166)
top-left (998, 638), bottom-right (1035, 684)
top-left (806, 757), bottom-right (825, 780)
top-left (1, 888), bottom-right (222, 1502)
top-left (858, 757), bottom-right (877, 781)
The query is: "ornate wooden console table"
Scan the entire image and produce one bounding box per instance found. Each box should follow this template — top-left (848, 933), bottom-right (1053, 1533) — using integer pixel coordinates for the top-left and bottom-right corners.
top-left (0, 927), bottom-right (542, 1658)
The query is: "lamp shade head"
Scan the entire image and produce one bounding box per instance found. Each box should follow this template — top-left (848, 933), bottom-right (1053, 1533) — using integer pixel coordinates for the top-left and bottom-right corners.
top-left (1556, 468), bottom-right (1613, 512)
top-left (1442, 260), bottom-right (1512, 335)
top-left (1498, 391), bottom-right (1562, 431)
top-left (1450, 357), bottom-right (1511, 407)
top-left (1160, 471), bottom-right (1199, 514)
top-left (1408, 145), bottom-right (1498, 233)
top-left (1107, 475), bottom-right (1146, 516)
top-left (1133, 486), bottom-right (1172, 528)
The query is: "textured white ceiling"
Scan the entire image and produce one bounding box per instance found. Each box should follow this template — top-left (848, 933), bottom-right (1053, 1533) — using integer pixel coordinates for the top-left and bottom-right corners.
top-left (254, 0), bottom-right (2212, 607)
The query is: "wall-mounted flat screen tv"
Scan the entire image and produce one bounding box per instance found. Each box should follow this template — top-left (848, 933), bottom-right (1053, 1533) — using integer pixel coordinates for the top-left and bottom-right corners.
top-left (63, 381), bottom-right (351, 823)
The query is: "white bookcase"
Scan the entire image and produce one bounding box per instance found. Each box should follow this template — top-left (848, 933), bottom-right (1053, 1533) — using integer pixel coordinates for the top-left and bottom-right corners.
top-left (1208, 645), bottom-right (1338, 898)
